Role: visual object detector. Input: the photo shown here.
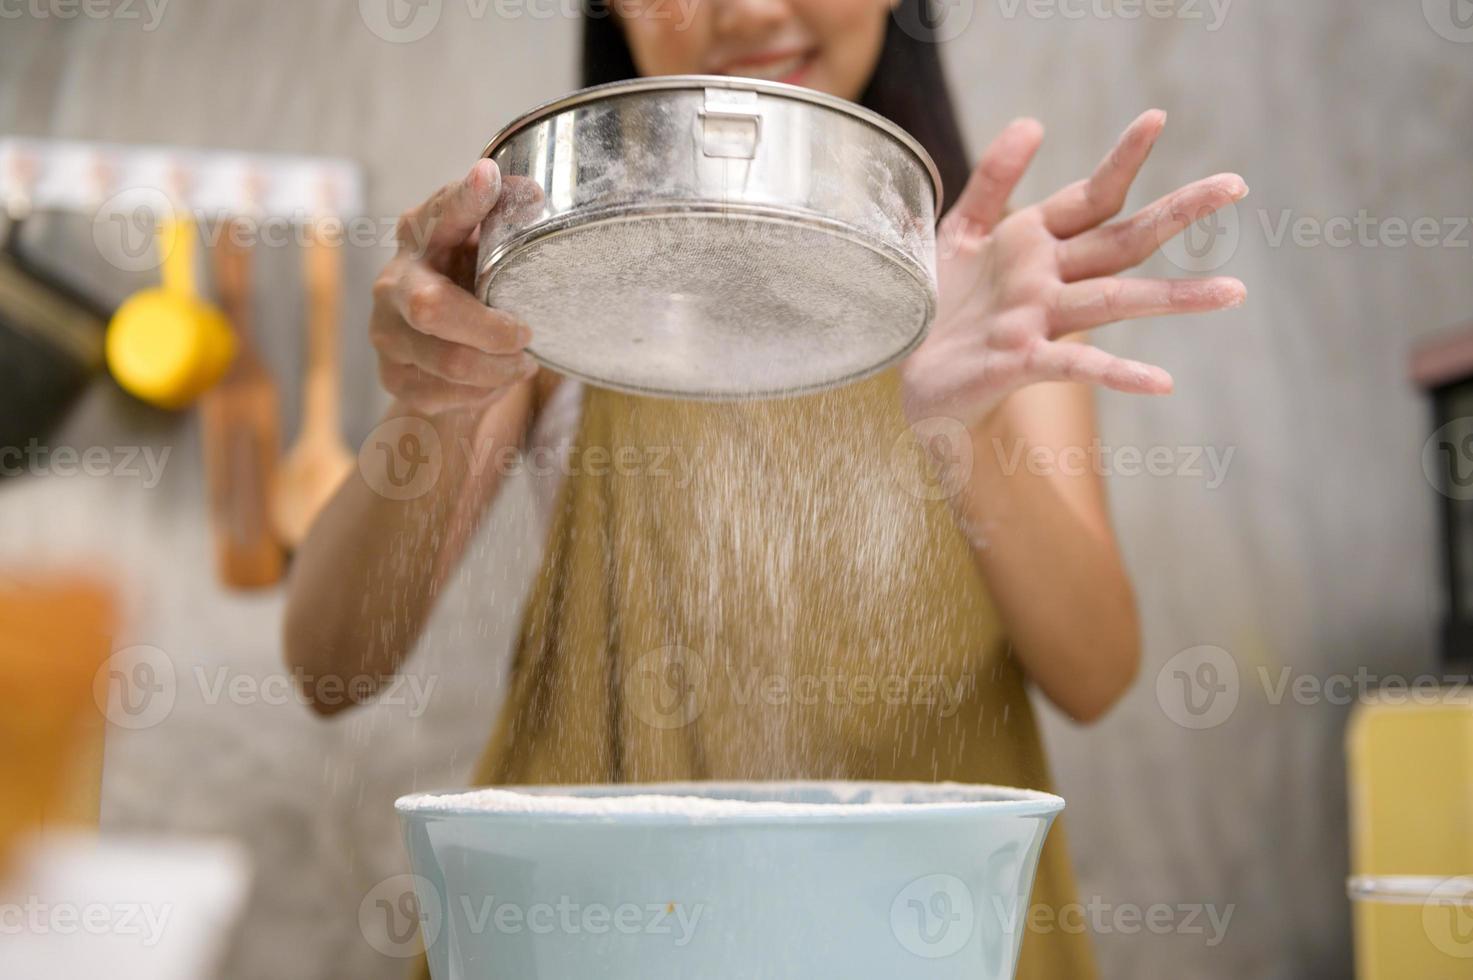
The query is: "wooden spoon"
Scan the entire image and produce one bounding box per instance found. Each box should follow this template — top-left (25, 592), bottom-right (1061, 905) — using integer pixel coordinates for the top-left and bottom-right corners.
top-left (200, 217), bottom-right (284, 588)
top-left (272, 221), bottom-right (352, 549)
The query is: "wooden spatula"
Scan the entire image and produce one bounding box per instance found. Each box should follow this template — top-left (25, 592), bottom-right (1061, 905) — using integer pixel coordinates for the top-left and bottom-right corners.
top-left (200, 217), bottom-right (285, 588)
top-left (272, 222), bottom-right (352, 549)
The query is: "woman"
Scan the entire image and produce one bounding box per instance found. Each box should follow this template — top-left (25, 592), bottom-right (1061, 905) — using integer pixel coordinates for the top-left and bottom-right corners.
top-left (285, 2), bottom-right (1246, 975)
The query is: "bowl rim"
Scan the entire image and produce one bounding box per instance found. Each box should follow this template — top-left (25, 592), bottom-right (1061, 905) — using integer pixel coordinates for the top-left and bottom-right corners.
top-left (395, 780), bottom-right (1065, 824)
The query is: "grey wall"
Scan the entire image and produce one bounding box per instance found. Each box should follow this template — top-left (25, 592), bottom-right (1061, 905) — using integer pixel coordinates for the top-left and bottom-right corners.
top-left (2, 2), bottom-right (1468, 978)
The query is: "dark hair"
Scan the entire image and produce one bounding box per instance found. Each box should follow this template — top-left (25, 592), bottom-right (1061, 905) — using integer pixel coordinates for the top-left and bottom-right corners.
top-left (579, 0), bottom-right (970, 216)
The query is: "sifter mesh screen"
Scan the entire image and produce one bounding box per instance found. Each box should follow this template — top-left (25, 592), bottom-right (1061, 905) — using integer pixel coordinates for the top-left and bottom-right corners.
top-left (485, 212), bottom-right (931, 400)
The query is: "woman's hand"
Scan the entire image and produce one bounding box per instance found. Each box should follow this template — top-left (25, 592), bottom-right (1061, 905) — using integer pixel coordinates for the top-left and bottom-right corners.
top-left (900, 111), bottom-right (1247, 429)
top-left (370, 159), bottom-right (537, 417)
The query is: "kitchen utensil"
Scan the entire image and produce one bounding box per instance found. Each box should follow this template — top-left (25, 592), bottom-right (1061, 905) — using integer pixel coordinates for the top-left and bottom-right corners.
top-left (0, 214), bottom-right (110, 459)
top-left (398, 781), bottom-right (1061, 979)
top-left (476, 75), bottom-right (941, 400)
top-left (199, 218), bottom-right (284, 588)
top-left (105, 211), bottom-right (235, 409)
top-left (272, 222), bottom-right (352, 548)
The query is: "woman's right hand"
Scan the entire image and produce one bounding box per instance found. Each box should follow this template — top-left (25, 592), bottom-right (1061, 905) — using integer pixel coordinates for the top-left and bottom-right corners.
top-left (370, 159), bottom-right (537, 417)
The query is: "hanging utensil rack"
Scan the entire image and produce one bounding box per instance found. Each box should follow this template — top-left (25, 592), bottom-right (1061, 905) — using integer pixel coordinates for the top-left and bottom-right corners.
top-left (0, 137), bottom-right (365, 226)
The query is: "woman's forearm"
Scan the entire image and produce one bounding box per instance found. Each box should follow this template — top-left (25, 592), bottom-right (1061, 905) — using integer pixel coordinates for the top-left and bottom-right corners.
top-left (950, 399), bottom-right (1141, 723)
top-left (283, 386), bottom-right (532, 714)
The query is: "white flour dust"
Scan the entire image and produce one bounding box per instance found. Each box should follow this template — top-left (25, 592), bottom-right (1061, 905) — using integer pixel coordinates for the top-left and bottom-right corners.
top-left (602, 376), bottom-right (979, 779)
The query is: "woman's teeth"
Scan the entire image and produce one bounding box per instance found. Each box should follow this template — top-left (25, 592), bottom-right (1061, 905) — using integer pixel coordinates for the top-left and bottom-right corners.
top-left (726, 52), bottom-right (812, 83)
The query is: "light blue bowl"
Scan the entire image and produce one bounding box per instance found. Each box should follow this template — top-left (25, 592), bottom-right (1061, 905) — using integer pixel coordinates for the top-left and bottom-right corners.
top-left (396, 781), bottom-right (1063, 979)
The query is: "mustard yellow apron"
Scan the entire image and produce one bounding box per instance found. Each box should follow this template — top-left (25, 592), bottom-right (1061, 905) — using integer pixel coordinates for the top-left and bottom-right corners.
top-left (434, 370), bottom-right (1095, 979)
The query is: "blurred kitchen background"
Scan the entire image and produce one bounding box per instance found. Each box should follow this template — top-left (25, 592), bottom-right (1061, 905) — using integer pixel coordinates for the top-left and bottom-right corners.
top-left (2, 2), bottom-right (1471, 978)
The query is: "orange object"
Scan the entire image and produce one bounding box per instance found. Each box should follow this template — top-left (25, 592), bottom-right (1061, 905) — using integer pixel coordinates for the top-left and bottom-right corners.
top-left (0, 576), bottom-right (115, 875)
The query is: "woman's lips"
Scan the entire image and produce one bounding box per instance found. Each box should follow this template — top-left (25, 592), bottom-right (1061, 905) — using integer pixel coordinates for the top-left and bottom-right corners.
top-left (715, 49), bottom-right (815, 85)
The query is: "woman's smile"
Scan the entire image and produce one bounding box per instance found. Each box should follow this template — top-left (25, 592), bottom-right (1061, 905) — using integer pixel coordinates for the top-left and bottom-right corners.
top-left (711, 46), bottom-right (818, 85)
top-left (614, 0), bottom-right (889, 101)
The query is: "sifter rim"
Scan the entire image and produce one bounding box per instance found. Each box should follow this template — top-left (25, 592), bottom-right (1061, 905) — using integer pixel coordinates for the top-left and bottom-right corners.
top-left (478, 74), bottom-right (944, 211)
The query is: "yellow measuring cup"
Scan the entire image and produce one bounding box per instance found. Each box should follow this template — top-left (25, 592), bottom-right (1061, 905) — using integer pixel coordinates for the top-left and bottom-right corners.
top-left (106, 212), bottom-right (236, 409)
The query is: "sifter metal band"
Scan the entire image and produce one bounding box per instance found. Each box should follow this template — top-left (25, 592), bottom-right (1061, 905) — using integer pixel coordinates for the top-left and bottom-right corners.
top-left (475, 75), bottom-right (942, 401)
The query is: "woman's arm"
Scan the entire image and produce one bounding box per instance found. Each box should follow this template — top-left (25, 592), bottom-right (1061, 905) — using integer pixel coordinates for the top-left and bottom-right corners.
top-left (283, 390), bottom-right (531, 715)
top-left (901, 112), bottom-right (1247, 722)
top-left (283, 160), bottom-right (538, 715)
top-left (955, 373), bottom-right (1138, 722)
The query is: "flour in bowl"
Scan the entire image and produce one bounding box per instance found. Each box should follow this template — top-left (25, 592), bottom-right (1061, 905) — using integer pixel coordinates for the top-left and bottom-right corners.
top-left (396, 781), bottom-right (1062, 819)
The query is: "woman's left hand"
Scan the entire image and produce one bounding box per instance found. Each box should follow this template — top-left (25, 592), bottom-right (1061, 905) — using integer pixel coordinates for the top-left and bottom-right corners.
top-left (899, 110), bottom-right (1247, 430)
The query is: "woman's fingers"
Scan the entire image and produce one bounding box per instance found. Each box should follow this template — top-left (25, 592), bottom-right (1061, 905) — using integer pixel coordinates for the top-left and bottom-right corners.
top-left (1040, 109), bottom-right (1167, 239)
top-left (375, 261), bottom-right (530, 352)
top-left (1023, 340), bottom-right (1174, 395)
top-left (378, 361), bottom-right (519, 416)
top-left (395, 159), bottom-right (502, 260)
top-left (942, 118), bottom-right (1045, 241)
top-left (372, 312), bottom-right (534, 389)
top-left (370, 163), bottom-right (540, 416)
top-left (1049, 275), bottom-right (1246, 333)
top-left (1057, 173), bottom-right (1249, 282)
